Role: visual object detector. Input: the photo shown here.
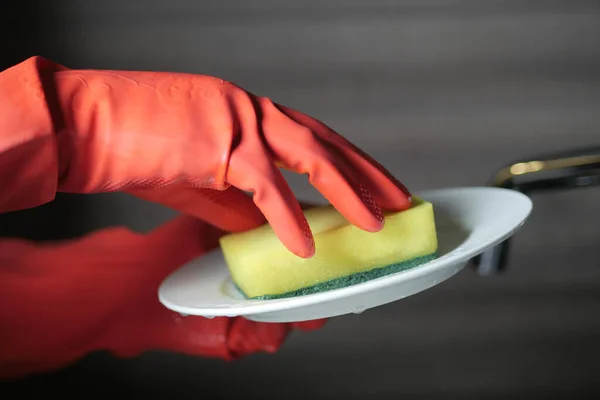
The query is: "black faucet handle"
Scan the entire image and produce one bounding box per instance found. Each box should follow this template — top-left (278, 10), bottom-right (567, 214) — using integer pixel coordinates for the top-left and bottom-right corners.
top-left (473, 145), bottom-right (600, 275)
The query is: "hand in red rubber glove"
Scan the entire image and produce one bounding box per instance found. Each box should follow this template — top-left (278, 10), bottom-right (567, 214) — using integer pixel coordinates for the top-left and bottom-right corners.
top-left (0, 57), bottom-right (412, 258)
top-left (0, 212), bottom-right (325, 380)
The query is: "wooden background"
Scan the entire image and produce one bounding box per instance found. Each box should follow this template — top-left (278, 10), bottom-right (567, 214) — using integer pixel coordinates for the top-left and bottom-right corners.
top-left (2, 0), bottom-right (600, 398)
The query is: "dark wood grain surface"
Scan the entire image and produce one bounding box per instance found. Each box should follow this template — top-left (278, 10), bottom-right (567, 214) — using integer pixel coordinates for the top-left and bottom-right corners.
top-left (2, 1), bottom-right (600, 398)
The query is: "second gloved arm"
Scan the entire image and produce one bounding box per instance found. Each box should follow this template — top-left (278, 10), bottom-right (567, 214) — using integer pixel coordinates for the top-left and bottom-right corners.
top-left (0, 211), bottom-right (325, 380)
top-left (0, 56), bottom-right (412, 258)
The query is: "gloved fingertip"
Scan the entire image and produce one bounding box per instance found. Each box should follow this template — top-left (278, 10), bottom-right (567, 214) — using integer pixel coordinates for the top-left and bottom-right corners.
top-left (293, 241), bottom-right (316, 259)
top-left (291, 319), bottom-right (328, 331)
top-left (361, 217), bottom-right (385, 233)
top-left (283, 228), bottom-right (315, 259)
top-left (379, 184), bottom-right (413, 213)
top-left (296, 216), bottom-right (316, 258)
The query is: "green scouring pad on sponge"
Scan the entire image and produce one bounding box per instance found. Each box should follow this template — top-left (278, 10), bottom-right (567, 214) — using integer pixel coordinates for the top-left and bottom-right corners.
top-left (219, 197), bottom-right (438, 300)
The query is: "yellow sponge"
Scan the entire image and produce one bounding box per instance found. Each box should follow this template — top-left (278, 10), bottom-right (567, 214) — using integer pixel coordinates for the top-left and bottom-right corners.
top-left (219, 197), bottom-right (438, 299)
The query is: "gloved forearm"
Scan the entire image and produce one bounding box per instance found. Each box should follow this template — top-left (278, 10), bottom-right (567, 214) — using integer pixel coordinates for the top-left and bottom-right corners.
top-left (0, 215), bottom-right (325, 380)
top-left (0, 57), bottom-right (266, 232)
top-left (0, 56), bottom-right (265, 229)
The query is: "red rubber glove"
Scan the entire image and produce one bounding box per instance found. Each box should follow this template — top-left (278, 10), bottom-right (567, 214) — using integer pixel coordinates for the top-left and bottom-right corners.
top-left (0, 56), bottom-right (412, 258)
top-left (0, 213), bottom-right (326, 380)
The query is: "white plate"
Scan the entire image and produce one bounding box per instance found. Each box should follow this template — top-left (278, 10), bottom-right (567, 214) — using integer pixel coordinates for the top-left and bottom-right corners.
top-left (158, 187), bottom-right (532, 323)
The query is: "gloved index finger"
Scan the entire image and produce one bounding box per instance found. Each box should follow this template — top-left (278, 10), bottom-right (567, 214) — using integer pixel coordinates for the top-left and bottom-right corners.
top-left (228, 151), bottom-right (316, 259)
